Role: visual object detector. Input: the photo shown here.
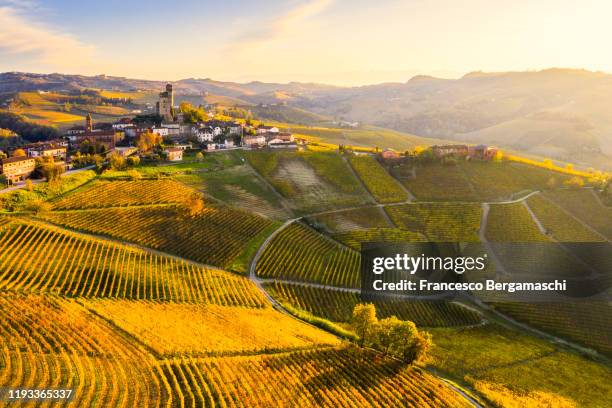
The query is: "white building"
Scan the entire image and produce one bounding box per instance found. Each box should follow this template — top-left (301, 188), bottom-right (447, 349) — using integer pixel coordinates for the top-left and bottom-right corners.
top-left (256, 125), bottom-right (279, 135)
top-left (195, 127), bottom-right (214, 143)
top-left (151, 127), bottom-right (169, 137)
top-left (243, 134), bottom-right (266, 147)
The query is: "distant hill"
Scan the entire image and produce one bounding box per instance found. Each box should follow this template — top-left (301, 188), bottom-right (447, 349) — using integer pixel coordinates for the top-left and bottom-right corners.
top-left (2, 69), bottom-right (611, 169)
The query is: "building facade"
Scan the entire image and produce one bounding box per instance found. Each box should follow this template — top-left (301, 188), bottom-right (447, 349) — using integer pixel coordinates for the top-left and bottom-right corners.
top-left (1, 156), bottom-right (36, 182)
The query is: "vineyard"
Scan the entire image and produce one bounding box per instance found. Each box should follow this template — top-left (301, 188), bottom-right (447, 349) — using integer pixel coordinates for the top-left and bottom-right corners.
top-left (0, 219), bottom-right (266, 306)
top-left (333, 228), bottom-right (426, 250)
top-left (266, 282), bottom-right (483, 327)
top-left (40, 205), bottom-right (273, 269)
top-left (244, 151), bottom-right (371, 213)
top-left (347, 155), bottom-right (409, 203)
top-left (385, 203), bottom-right (482, 242)
top-left (52, 179), bottom-right (197, 210)
top-left (491, 301), bottom-right (612, 355)
top-left (175, 165), bottom-right (290, 219)
top-left (0, 294), bottom-right (169, 407)
top-left (404, 161), bottom-right (567, 202)
top-left (526, 194), bottom-right (605, 241)
top-left (256, 222), bottom-right (360, 288)
top-left (485, 203), bottom-right (548, 242)
top-left (159, 347), bottom-right (473, 408)
top-left (84, 300), bottom-right (339, 357)
top-left (544, 189), bottom-right (612, 240)
top-left (305, 207), bottom-right (392, 233)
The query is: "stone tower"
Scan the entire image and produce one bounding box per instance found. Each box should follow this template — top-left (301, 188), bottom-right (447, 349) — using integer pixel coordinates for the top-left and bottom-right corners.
top-left (156, 83), bottom-right (174, 122)
top-left (85, 113), bottom-right (93, 132)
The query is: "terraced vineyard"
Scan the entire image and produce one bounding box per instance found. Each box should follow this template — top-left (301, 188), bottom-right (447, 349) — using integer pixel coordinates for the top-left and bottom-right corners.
top-left (526, 194), bottom-right (605, 241)
top-left (256, 222), bottom-right (360, 288)
top-left (491, 302), bottom-right (612, 355)
top-left (266, 282), bottom-right (482, 327)
top-left (347, 155), bottom-right (409, 203)
top-left (386, 203), bottom-right (482, 241)
top-left (160, 347), bottom-right (473, 408)
top-left (544, 189), bottom-right (612, 240)
top-left (244, 151), bottom-right (371, 213)
top-left (52, 179), bottom-right (196, 209)
top-left (40, 205), bottom-right (273, 269)
top-left (0, 219), bottom-right (266, 305)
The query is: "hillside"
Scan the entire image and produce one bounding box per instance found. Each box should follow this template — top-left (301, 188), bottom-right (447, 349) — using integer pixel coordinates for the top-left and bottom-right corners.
top-left (0, 149), bottom-right (610, 407)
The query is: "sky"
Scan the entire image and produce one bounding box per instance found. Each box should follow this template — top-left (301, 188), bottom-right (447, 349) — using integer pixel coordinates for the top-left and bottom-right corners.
top-left (1, 0), bottom-right (611, 86)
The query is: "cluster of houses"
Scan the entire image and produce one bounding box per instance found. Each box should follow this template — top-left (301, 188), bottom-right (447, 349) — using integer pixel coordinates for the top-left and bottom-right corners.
top-left (431, 144), bottom-right (498, 160)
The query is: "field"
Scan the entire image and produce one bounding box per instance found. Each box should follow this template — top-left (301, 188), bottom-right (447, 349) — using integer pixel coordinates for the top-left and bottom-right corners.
top-left (266, 282), bottom-right (483, 327)
top-left (161, 347), bottom-right (473, 408)
top-left (174, 164), bottom-right (290, 219)
top-left (526, 194), bottom-right (606, 241)
top-left (0, 294), bottom-right (169, 407)
top-left (429, 324), bottom-right (612, 407)
top-left (544, 189), bottom-right (612, 240)
top-left (52, 179), bottom-right (196, 210)
top-left (385, 203), bottom-right (482, 241)
top-left (485, 203), bottom-right (548, 242)
top-left (243, 151), bottom-right (372, 213)
top-left (347, 155), bottom-right (409, 203)
top-left (256, 222), bottom-right (360, 288)
top-left (84, 300), bottom-right (340, 356)
top-left (40, 205), bottom-right (273, 269)
top-left (404, 161), bottom-right (569, 202)
top-left (491, 302), bottom-right (612, 356)
top-left (0, 218), bottom-right (266, 305)
top-left (305, 206), bottom-right (392, 233)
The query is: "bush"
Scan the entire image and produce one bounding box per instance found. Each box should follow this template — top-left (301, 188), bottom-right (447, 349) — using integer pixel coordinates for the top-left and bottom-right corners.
top-left (563, 176), bottom-right (584, 189)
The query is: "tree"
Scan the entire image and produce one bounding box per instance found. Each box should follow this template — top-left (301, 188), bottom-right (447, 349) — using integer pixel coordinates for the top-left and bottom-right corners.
top-left (25, 179), bottom-right (34, 192)
top-left (543, 158), bottom-right (553, 169)
top-left (195, 152), bottom-right (204, 162)
top-left (389, 320), bottom-right (418, 363)
top-left (183, 192), bottom-right (205, 217)
top-left (41, 162), bottom-right (65, 182)
top-left (12, 148), bottom-right (26, 157)
top-left (546, 177), bottom-right (558, 189)
top-left (109, 151), bottom-right (126, 170)
top-left (137, 131), bottom-right (162, 153)
top-left (402, 331), bottom-right (433, 365)
top-left (127, 155), bottom-right (140, 167)
top-left (374, 316), bottom-right (401, 355)
top-left (352, 303), bottom-right (378, 347)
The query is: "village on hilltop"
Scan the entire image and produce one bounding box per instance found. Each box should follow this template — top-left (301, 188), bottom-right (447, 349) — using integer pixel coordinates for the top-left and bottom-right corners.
top-left (0, 83), bottom-right (502, 185)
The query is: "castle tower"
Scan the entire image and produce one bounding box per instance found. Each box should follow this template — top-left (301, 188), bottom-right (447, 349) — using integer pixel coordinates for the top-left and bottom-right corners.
top-left (85, 113), bottom-right (93, 132)
top-left (156, 83), bottom-right (174, 122)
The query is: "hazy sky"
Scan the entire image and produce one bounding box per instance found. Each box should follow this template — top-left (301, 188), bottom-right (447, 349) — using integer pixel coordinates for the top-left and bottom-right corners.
top-left (1, 0), bottom-right (611, 85)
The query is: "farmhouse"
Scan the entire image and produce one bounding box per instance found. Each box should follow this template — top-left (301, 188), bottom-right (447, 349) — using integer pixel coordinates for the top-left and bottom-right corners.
top-left (469, 144), bottom-right (498, 160)
top-left (257, 125), bottom-right (279, 134)
top-left (0, 156), bottom-right (36, 182)
top-left (244, 134), bottom-right (266, 147)
top-left (114, 146), bottom-right (138, 157)
top-left (267, 132), bottom-right (294, 144)
top-left (164, 147), bottom-right (183, 161)
top-left (22, 141), bottom-right (67, 160)
top-left (432, 145), bottom-right (469, 158)
top-left (381, 148), bottom-right (400, 160)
